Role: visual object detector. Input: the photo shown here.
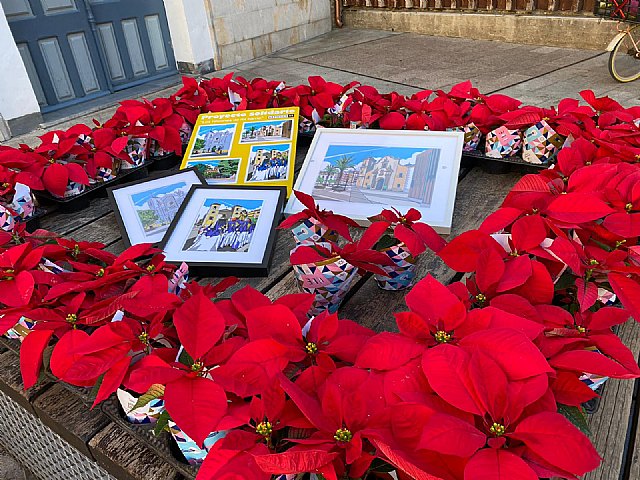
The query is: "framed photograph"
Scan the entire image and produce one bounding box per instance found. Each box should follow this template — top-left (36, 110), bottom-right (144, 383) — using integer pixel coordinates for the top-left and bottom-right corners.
top-left (108, 168), bottom-right (206, 247)
top-left (160, 185), bottom-right (286, 277)
top-left (284, 128), bottom-right (464, 234)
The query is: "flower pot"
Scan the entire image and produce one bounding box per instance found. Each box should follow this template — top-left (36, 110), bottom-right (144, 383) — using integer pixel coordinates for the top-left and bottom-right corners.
top-left (179, 121), bottom-right (193, 145)
top-left (292, 255), bottom-right (359, 317)
top-left (90, 167), bottom-right (117, 184)
top-left (0, 204), bottom-right (15, 232)
top-left (522, 119), bottom-right (565, 165)
top-left (4, 316), bottom-right (35, 340)
top-left (449, 122), bottom-right (482, 152)
top-left (121, 136), bottom-right (148, 169)
top-left (53, 181), bottom-right (86, 199)
top-left (374, 243), bottom-right (417, 291)
top-left (291, 217), bottom-right (339, 245)
top-left (485, 126), bottom-right (522, 158)
top-left (116, 388), bottom-right (164, 425)
top-left (9, 183), bottom-right (35, 220)
top-left (168, 420), bottom-right (227, 466)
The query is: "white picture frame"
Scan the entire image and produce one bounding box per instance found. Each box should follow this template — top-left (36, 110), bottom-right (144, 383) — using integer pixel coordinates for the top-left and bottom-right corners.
top-left (285, 128), bottom-right (464, 233)
top-left (108, 168), bottom-right (206, 247)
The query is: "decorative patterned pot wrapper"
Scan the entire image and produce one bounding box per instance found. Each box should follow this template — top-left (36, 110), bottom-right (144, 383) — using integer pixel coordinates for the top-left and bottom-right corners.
top-left (148, 139), bottom-right (173, 158)
top-left (116, 388), bottom-right (165, 425)
top-left (168, 420), bottom-right (227, 465)
top-left (291, 217), bottom-right (339, 245)
top-left (522, 119), bottom-right (565, 165)
top-left (121, 136), bottom-right (148, 169)
top-left (4, 316), bottom-right (35, 340)
top-left (292, 255), bottom-right (359, 317)
top-left (89, 167), bottom-right (116, 184)
top-left (179, 121), bottom-right (193, 145)
top-left (299, 117), bottom-right (316, 135)
top-left (374, 243), bottom-right (417, 291)
top-left (0, 204), bottom-right (15, 232)
top-left (485, 126), bottom-right (522, 158)
top-left (10, 182), bottom-right (35, 220)
top-left (53, 181), bottom-right (86, 199)
top-left (448, 122), bottom-right (482, 152)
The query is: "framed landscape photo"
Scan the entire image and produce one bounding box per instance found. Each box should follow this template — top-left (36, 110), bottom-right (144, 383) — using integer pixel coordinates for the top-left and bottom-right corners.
top-left (108, 168), bottom-right (206, 247)
top-left (160, 185), bottom-right (286, 277)
top-left (285, 128), bottom-right (464, 233)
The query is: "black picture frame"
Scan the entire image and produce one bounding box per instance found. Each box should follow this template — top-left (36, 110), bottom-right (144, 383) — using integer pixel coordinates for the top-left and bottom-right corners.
top-left (107, 167), bottom-right (207, 248)
top-left (159, 185), bottom-right (286, 277)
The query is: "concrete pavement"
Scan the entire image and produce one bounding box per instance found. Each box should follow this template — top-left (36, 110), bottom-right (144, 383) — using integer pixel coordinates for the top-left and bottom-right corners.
top-left (6, 27), bottom-right (639, 147)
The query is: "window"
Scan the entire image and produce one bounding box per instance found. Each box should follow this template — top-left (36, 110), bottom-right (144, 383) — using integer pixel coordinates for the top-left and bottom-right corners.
top-left (398, 173), bottom-right (403, 178)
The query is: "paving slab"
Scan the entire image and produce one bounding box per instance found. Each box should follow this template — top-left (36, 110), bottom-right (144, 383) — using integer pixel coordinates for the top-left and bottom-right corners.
top-left (296, 32), bottom-right (602, 92)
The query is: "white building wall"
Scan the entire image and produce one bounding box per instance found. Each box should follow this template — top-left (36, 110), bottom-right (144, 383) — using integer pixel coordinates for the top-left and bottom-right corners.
top-left (0, 2), bottom-right (40, 137)
top-left (164, 0), bottom-right (332, 73)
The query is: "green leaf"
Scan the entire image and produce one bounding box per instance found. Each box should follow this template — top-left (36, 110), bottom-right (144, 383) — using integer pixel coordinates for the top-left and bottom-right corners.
top-left (177, 348), bottom-right (194, 367)
top-left (90, 373), bottom-right (105, 400)
top-left (558, 403), bottom-right (591, 436)
top-left (130, 384), bottom-right (165, 412)
top-left (153, 410), bottom-right (171, 436)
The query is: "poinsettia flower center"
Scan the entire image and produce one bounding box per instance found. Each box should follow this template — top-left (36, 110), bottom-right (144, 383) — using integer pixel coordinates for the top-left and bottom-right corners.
top-left (475, 293), bottom-right (487, 305)
top-left (146, 264), bottom-right (155, 272)
top-left (585, 161), bottom-right (592, 165)
top-left (576, 325), bottom-right (587, 334)
top-left (305, 342), bottom-right (318, 355)
top-left (509, 250), bottom-right (519, 257)
top-left (532, 208), bottom-right (539, 214)
top-left (72, 244), bottom-right (80, 257)
top-left (3, 268), bottom-right (15, 280)
top-left (489, 422), bottom-right (506, 437)
top-left (635, 154), bottom-right (640, 161)
top-left (334, 427), bottom-right (353, 443)
top-left (191, 360), bottom-right (204, 372)
top-left (95, 268), bottom-right (105, 277)
top-left (138, 332), bottom-right (149, 344)
top-left (434, 330), bottom-right (452, 343)
top-left (589, 259), bottom-right (599, 266)
top-left (616, 239), bottom-right (627, 248)
top-left (626, 203), bottom-right (633, 212)
top-left (48, 158), bottom-right (55, 164)
top-left (255, 421), bottom-right (273, 437)
top-left (66, 313), bottom-right (77, 324)
top-left (1, 182), bottom-right (9, 189)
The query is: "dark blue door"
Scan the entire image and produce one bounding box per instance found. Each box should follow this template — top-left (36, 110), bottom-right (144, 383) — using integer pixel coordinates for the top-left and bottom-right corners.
top-left (2, 0), bottom-right (176, 112)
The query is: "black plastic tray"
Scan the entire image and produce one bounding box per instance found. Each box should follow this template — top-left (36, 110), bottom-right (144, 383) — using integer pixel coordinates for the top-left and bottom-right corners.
top-left (462, 149), bottom-right (549, 174)
top-left (23, 207), bottom-right (47, 233)
top-left (101, 396), bottom-right (198, 479)
top-left (35, 163), bottom-right (150, 212)
top-left (148, 153), bottom-right (181, 171)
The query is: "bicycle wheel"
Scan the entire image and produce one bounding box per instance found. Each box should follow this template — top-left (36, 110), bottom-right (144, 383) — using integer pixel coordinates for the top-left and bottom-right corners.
top-left (609, 25), bottom-right (640, 83)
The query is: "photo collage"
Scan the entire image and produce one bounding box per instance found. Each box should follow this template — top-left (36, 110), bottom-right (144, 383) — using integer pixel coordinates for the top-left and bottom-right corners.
top-left (180, 108), bottom-right (298, 196)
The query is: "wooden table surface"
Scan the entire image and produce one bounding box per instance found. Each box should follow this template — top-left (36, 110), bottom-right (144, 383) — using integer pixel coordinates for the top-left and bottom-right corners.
top-left (0, 142), bottom-right (637, 480)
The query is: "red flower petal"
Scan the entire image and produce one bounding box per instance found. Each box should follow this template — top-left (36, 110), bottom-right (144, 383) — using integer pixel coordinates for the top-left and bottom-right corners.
top-left (464, 448), bottom-right (538, 480)
top-left (20, 329), bottom-right (54, 389)
top-left (164, 376), bottom-right (228, 447)
top-left (173, 292), bottom-right (225, 359)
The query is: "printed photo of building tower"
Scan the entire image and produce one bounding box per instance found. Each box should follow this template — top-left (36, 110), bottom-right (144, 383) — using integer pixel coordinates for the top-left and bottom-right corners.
top-left (240, 119), bottom-right (293, 143)
top-left (312, 145), bottom-right (441, 207)
top-left (132, 181), bottom-right (191, 235)
top-left (190, 124), bottom-right (235, 158)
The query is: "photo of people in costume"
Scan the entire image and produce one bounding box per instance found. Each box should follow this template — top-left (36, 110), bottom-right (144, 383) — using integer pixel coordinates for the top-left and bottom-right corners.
top-left (182, 198), bottom-right (263, 253)
top-left (245, 144), bottom-right (290, 182)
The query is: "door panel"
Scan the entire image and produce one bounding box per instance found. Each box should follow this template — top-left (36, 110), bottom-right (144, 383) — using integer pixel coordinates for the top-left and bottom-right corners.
top-left (40, 0), bottom-right (76, 15)
top-left (3, 0), bottom-right (32, 19)
top-left (96, 22), bottom-right (125, 81)
top-left (2, 0), bottom-right (176, 111)
top-left (144, 14), bottom-right (168, 70)
top-left (121, 18), bottom-right (147, 76)
top-left (38, 36), bottom-right (75, 101)
top-left (67, 32), bottom-right (100, 94)
top-left (17, 42), bottom-right (47, 105)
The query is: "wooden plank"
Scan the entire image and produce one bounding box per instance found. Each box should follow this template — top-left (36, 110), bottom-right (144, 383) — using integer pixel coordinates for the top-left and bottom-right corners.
top-left (337, 167), bottom-right (522, 331)
top-left (33, 384), bottom-right (111, 459)
top-left (65, 211), bottom-right (122, 245)
top-left (89, 423), bottom-right (180, 480)
top-left (39, 197), bottom-right (114, 236)
top-left (629, 386), bottom-right (640, 480)
top-left (0, 350), bottom-right (52, 415)
top-left (584, 320), bottom-right (640, 480)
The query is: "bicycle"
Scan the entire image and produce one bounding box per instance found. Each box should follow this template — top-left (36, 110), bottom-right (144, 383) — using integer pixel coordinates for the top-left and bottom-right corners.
top-left (597, 0), bottom-right (640, 82)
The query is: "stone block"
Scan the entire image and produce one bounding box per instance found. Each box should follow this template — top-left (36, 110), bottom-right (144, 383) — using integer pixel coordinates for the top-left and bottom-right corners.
top-left (219, 39), bottom-right (255, 68)
top-left (252, 35), bottom-right (273, 58)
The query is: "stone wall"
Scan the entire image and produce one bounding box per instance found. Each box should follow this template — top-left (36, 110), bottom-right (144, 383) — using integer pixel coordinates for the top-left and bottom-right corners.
top-left (208, 0), bottom-right (332, 69)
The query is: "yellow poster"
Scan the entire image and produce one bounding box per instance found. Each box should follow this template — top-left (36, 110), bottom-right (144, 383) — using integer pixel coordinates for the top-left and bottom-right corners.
top-left (180, 107), bottom-right (299, 196)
